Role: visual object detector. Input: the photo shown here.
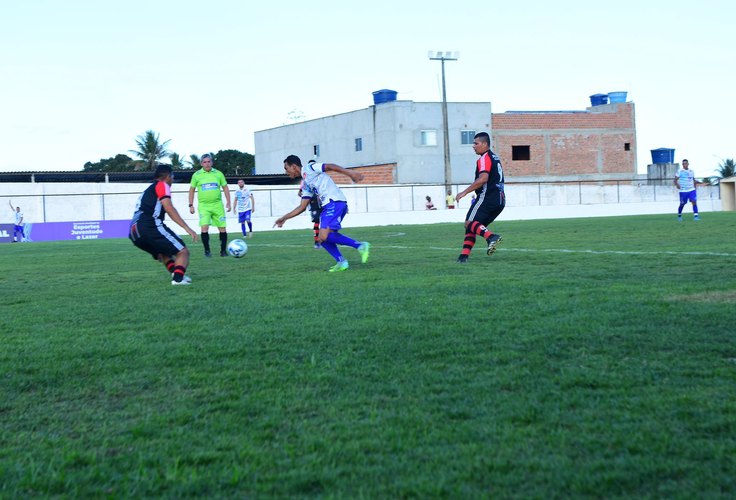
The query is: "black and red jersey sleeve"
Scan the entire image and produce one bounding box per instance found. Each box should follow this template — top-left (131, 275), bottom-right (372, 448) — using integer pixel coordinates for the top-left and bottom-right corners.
top-left (154, 180), bottom-right (171, 200)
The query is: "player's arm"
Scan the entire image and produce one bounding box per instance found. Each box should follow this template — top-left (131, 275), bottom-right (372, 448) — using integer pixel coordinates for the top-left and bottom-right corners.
top-left (188, 186), bottom-right (196, 214)
top-left (274, 198), bottom-right (310, 228)
top-left (250, 193), bottom-right (255, 212)
top-left (8, 200), bottom-right (13, 211)
top-left (162, 198), bottom-right (199, 242)
top-left (324, 163), bottom-right (364, 183)
top-left (456, 172), bottom-right (489, 202)
top-left (222, 184), bottom-right (231, 212)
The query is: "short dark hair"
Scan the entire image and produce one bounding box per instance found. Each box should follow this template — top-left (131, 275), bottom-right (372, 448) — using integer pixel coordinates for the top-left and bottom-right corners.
top-left (284, 155), bottom-right (302, 167)
top-left (474, 132), bottom-right (490, 145)
top-left (154, 164), bottom-right (172, 179)
top-left (682, 159), bottom-right (689, 163)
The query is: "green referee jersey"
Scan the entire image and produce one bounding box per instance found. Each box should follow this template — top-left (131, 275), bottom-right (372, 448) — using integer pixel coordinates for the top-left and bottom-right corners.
top-left (190, 168), bottom-right (227, 204)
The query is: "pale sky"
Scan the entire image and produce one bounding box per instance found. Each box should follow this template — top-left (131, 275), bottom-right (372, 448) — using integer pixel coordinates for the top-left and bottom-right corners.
top-left (1, 0), bottom-right (734, 177)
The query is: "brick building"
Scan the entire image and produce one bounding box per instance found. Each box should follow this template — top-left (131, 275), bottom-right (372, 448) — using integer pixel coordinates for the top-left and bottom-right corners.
top-left (492, 102), bottom-right (637, 181)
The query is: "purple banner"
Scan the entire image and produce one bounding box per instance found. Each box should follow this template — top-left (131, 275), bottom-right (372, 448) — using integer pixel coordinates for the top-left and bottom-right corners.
top-left (0, 224), bottom-right (14, 243)
top-left (22, 220), bottom-right (131, 242)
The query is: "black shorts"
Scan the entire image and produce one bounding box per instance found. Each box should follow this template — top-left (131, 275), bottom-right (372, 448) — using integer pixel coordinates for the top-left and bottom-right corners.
top-left (129, 220), bottom-right (186, 260)
top-left (310, 209), bottom-right (321, 224)
top-left (466, 191), bottom-right (505, 226)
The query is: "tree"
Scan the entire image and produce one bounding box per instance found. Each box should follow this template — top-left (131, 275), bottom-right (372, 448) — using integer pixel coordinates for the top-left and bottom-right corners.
top-left (716, 158), bottom-right (735, 179)
top-left (213, 149), bottom-right (255, 176)
top-left (129, 130), bottom-right (172, 170)
top-left (169, 152), bottom-right (190, 170)
top-left (83, 154), bottom-right (137, 172)
top-left (189, 154), bottom-right (202, 170)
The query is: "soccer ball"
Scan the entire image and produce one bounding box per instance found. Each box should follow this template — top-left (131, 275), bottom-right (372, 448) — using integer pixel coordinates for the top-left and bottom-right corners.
top-left (227, 239), bottom-right (248, 258)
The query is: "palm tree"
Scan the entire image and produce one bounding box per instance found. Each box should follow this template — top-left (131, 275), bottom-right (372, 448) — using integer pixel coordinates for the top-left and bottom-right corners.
top-left (189, 154), bottom-right (201, 170)
top-left (716, 158), bottom-right (735, 179)
top-left (129, 130), bottom-right (172, 170)
top-left (169, 152), bottom-right (190, 170)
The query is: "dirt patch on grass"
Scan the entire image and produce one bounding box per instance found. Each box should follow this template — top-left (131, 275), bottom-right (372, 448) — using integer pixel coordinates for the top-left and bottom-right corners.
top-left (668, 290), bottom-right (736, 303)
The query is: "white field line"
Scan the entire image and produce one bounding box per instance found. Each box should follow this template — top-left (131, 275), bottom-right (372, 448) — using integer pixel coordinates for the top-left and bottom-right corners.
top-left (252, 243), bottom-right (736, 258)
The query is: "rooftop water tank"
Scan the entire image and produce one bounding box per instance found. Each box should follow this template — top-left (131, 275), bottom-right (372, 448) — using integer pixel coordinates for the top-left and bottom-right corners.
top-left (372, 89), bottom-right (397, 105)
top-left (608, 91), bottom-right (628, 103)
top-left (651, 148), bottom-right (675, 164)
top-left (589, 93), bottom-right (608, 106)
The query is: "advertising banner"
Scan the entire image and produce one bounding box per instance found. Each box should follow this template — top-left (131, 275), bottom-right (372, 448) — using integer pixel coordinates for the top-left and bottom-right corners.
top-left (4, 220), bottom-right (131, 243)
top-left (0, 224), bottom-right (14, 243)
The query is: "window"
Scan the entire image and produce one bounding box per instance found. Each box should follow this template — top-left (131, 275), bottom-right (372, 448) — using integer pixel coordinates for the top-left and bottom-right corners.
top-left (512, 145), bottom-right (530, 161)
top-left (420, 130), bottom-right (437, 146)
top-left (313, 144), bottom-right (320, 157)
top-left (355, 138), bottom-right (362, 152)
top-left (461, 130), bottom-right (476, 145)
top-left (624, 142), bottom-right (631, 151)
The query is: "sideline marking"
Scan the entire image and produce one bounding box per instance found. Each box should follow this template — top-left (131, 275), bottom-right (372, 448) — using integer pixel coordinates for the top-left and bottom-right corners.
top-left (250, 244), bottom-right (736, 258)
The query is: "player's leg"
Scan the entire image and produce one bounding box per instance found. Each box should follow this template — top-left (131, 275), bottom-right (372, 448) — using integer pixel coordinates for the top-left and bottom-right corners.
top-left (245, 211), bottom-right (253, 236)
top-left (690, 191), bottom-right (700, 220)
top-left (200, 205), bottom-right (213, 256)
top-left (238, 211), bottom-right (247, 236)
top-left (677, 192), bottom-right (687, 220)
top-left (317, 205), bottom-right (347, 271)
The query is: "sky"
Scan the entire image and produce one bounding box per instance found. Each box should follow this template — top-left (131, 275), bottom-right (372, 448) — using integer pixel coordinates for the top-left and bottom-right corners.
top-left (1, 0), bottom-right (734, 177)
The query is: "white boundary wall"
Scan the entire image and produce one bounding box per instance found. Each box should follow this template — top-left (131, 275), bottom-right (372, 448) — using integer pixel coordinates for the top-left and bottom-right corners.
top-left (1, 182), bottom-right (722, 233)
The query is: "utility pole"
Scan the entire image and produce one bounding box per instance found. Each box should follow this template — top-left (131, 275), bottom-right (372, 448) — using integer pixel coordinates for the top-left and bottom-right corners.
top-left (429, 51), bottom-right (459, 191)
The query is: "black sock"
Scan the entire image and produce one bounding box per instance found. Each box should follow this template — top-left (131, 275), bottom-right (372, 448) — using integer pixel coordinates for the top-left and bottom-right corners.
top-left (201, 232), bottom-right (210, 252)
top-left (219, 232), bottom-right (228, 252)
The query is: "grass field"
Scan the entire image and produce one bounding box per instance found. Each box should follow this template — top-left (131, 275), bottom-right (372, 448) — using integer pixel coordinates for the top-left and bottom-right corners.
top-left (1, 213), bottom-right (735, 497)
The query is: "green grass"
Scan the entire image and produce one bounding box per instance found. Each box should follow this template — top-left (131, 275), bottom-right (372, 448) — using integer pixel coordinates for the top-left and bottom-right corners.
top-left (1, 213), bottom-right (735, 498)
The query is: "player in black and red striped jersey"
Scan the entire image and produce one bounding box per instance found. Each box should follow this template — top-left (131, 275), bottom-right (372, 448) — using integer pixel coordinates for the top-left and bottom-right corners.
top-left (454, 132), bottom-right (505, 263)
top-left (129, 164), bottom-right (199, 285)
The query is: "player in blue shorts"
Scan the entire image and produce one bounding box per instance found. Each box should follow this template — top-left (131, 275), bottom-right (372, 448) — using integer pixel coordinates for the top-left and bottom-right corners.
top-left (8, 201), bottom-right (24, 242)
top-left (675, 159), bottom-right (701, 221)
top-left (234, 179), bottom-right (255, 237)
top-left (274, 155), bottom-right (370, 272)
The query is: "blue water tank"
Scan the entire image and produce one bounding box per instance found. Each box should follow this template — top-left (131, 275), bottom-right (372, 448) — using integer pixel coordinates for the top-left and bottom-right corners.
top-left (651, 148), bottom-right (675, 164)
top-left (608, 91), bottom-right (627, 103)
top-left (589, 93), bottom-right (608, 106)
top-left (372, 89), bottom-right (398, 105)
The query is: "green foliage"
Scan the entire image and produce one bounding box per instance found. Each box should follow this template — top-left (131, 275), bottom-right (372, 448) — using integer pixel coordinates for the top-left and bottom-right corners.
top-left (83, 153), bottom-right (139, 172)
top-left (189, 154), bottom-right (201, 170)
top-left (213, 149), bottom-right (255, 176)
top-left (169, 152), bottom-right (190, 170)
top-left (129, 130), bottom-right (172, 171)
top-left (716, 158), bottom-right (735, 179)
top-left (1, 214), bottom-right (735, 497)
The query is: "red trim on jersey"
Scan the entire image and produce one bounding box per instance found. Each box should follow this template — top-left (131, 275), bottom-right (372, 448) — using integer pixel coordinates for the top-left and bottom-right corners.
top-left (154, 180), bottom-right (171, 200)
top-left (477, 152), bottom-right (492, 174)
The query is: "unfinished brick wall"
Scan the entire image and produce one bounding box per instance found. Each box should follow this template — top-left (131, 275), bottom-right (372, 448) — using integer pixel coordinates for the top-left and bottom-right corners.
top-left (326, 163), bottom-right (396, 185)
top-left (492, 103), bottom-right (636, 178)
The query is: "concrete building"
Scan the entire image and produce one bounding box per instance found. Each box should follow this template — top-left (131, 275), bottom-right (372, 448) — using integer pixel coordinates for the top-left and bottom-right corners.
top-left (255, 92), bottom-right (638, 185)
top-left (255, 95), bottom-right (491, 185)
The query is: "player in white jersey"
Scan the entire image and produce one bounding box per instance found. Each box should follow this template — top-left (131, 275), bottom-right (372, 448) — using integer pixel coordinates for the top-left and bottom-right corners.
top-left (274, 155), bottom-right (371, 272)
top-left (674, 159), bottom-right (700, 221)
top-left (8, 200), bottom-right (24, 242)
top-left (234, 179), bottom-right (255, 237)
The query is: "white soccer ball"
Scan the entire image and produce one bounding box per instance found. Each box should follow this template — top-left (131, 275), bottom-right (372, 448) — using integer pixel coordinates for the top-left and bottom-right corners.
top-left (227, 239), bottom-right (248, 258)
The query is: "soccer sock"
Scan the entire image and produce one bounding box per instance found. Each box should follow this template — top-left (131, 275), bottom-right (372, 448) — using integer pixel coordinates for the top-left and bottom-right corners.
top-left (321, 240), bottom-right (344, 262)
top-left (693, 204), bottom-right (699, 214)
top-left (468, 221), bottom-right (492, 241)
top-left (201, 232), bottom-right (210, 252)
top-left (678, 204), bottom-right (685, 215)
top-left (461, 232), bottom-right (476, 257)
top-left (172, 265), bottom-right (186, 283)
top-left (326, 232), bottom-right (360, 248)
top-left (165, 260), bottom-right (176, 273)
top-left (241, 223), bottom-right (246, 236)
top-left (219, 232), bottom-right (228, 252)
top-left (313, 223), bottom-right (320, 243)
top-left (247, 222), bottom-right (253, 233)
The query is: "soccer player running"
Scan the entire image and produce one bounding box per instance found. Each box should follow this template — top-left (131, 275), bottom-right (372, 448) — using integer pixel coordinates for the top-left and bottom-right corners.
top-left (234, 179), bottom-right (255, 237)
top-left (454, 132), bottom-right (505, 263)
top-left (675, 159), bottom-right (700, 221)
top-left (275, 155), bottom-right (370, 272)
top-left (188, 153), bottom-right (231, 257)
top-left (129, 164), bottom-right (199, 285)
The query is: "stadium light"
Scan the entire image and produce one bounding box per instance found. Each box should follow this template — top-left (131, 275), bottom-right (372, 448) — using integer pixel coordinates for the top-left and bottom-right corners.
top-left (428, 51), bottom-right (459, 190)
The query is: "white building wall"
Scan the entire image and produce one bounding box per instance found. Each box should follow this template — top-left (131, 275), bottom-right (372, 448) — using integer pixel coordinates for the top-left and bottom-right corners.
top-left (254, 100), bottom-right (492, 185)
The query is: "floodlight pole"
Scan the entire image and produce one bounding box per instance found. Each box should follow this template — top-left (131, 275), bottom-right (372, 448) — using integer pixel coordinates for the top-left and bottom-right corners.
top-left (429, 51), bottom-right (458, 191)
